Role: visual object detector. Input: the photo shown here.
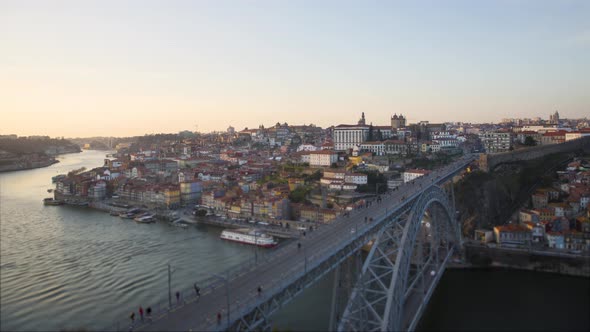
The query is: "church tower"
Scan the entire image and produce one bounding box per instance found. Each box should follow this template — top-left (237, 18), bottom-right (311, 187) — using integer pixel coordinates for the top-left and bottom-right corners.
top-left (358, 112), bottom-right (366, 125)
top-left (391, 113), bottom-right (406, 129)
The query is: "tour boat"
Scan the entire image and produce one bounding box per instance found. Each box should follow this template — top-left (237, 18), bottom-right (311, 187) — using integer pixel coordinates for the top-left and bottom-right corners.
top-left (220, 228), bottom-right (277, 248)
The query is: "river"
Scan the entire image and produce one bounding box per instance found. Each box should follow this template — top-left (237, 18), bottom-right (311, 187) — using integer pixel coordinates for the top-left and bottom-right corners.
top-left (1, 151), bottom-right (588, 331)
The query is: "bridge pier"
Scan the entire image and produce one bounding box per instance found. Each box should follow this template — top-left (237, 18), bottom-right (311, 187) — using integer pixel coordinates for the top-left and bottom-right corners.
top-left (329, 251), bottom-right (363, 331)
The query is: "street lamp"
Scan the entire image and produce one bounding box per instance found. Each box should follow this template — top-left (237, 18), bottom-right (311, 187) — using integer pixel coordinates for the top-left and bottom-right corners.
top-left (167, 264), bottom-right (176, 308)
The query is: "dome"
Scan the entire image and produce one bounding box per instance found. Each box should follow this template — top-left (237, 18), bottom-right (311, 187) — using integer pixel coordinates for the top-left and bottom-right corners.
top-left (392, 114), bottom-right (398, 119)
top-left (399, 114), bottom-right (405, 119)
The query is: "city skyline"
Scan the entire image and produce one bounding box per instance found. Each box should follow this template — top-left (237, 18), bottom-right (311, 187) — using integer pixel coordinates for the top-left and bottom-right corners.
top-left (2, 0), bottom-right (589, 137)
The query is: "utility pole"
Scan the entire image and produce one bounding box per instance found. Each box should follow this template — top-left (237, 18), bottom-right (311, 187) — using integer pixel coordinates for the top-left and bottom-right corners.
top-left (168, 264), bottom-right (172, 308)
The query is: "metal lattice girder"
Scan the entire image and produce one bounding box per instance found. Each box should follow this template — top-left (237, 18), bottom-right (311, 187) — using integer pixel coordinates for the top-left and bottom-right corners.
top-left (339, 186), bottom-right (460, 332)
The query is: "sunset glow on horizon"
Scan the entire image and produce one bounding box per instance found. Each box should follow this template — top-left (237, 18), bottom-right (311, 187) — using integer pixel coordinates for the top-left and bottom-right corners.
top-left (1, 0), bottom-right (589, 137)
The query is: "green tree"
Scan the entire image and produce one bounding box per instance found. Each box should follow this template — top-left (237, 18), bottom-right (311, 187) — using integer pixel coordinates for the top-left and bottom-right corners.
top-left (289, 186), bottom-right (310, 203)
top-left (524, 136), bottom-right (536, 146)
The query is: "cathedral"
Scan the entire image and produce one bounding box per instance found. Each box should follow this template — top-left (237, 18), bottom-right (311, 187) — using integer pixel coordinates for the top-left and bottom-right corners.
top-left (391, 113), bottom-right (406, 129)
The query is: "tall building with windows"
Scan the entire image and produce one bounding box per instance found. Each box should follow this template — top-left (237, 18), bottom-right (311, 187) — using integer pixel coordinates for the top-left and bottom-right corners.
top-left (479, 131), bottom-right (512, 153)
top-left (333, 124), bottom-right (369, 151)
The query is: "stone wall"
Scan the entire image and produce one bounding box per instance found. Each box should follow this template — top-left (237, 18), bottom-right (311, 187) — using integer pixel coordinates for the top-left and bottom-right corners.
top-left (480, 136), bottom-right (590, 172)
top-left (464, 244), bottom-right (590, 277)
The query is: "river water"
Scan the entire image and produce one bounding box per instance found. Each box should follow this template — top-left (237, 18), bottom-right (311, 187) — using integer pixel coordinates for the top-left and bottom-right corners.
top-left (1, 151), bottom-right (588, 331)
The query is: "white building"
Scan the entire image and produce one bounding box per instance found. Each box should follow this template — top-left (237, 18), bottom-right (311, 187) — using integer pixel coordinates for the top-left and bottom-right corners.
top-left (479, 132), bottom-right (512, 153)
top-left (297, 144), bottom-right (319, 152)
top-left (359, 142), bottom-right (385, 156)
top-left (402, 169), bottom-right (431, 183)
top-left (565, 131), bottom-right (590, 141)
top-left (333, 125), bottom-right (369, 151)
top-left (344, 173), bottom-right (368, 185)
top-left (308, 150), bottom-right (338, 167)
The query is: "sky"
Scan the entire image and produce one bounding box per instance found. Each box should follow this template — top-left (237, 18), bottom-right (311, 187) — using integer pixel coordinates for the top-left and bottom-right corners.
top-left (1, 0), bottom-right (589, 137)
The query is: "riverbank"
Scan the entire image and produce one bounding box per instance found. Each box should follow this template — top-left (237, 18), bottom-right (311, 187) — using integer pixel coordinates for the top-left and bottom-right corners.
top-left (0, 157), bottom-right (59, 172)
top-left (0, 149), bottom-right (83, 173)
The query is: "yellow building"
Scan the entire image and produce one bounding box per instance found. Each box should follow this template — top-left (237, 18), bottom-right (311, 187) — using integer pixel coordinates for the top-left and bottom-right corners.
top-left (164, 187), bottom-right (181, 209)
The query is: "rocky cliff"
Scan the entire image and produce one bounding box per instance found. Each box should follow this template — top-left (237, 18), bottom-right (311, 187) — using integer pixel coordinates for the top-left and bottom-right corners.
top-left (455, 152), bottom-right (575, 236)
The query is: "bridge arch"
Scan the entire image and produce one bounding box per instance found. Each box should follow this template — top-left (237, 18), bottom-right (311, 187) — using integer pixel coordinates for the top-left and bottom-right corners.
top-left (339, 185), bottom-right (460, 332)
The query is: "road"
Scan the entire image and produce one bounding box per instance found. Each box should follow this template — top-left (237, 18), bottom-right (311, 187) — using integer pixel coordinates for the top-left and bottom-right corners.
top-left (132, 155), bottom-right (476, 332)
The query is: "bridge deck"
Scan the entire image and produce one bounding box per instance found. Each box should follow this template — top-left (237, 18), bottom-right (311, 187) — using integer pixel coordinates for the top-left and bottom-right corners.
top-left (131, 156), bottom-right (476, 332)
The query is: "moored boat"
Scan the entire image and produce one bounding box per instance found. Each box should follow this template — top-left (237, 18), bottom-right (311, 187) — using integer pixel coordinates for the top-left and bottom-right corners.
top-left (220, 228), bottom-right (277, 248)
top-left (135, 214), bottom-right (155, 223)
top-left (43, 198), bottom-right (63, 206)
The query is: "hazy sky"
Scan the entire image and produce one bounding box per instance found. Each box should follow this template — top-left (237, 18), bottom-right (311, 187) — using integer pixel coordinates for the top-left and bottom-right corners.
top-left (1, 0), bottom-right (589, 137)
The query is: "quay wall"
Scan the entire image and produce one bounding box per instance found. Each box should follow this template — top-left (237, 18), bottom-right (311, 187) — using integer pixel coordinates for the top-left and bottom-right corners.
top-left (459, 244), bottom-right (590, 277)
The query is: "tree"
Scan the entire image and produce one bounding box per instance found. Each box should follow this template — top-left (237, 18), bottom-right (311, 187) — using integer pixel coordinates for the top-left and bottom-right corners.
top-left (524, 136), bottom-right (536, 146)
top-left (289, 186), bottom-right (309, 203)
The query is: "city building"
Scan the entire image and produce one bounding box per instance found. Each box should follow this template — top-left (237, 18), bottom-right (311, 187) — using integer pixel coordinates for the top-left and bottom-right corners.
top-left (493, 224), bottom-right (532, 247)
top-left (479, 131), bottom-right (512, 153)
top-left (308, 150), bottom-right (338, 167)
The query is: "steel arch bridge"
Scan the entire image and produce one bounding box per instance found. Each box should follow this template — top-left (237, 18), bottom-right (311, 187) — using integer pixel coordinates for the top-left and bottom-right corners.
top-left (132, 157), bottom-right (473, 332)
top-left (338, 185), bottom-right (461, 332)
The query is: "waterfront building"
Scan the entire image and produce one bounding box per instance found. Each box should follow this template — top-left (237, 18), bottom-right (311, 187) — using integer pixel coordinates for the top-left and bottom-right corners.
top-left (545, 232), bottom-right (565, 249)
top-left (493, 224), bottom-right (532, 247)
top-left (180, 181), bottom-right (202, 204)
top-left (474, 229), bottom-right (494, 243)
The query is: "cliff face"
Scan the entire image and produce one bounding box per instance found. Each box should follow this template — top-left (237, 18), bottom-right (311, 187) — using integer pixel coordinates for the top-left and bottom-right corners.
top-left (455, 152), bottom-right (573, 236)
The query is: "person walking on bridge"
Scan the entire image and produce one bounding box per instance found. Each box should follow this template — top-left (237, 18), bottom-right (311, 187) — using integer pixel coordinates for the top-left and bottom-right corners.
top-left (257, 285), bottom-right (263, 296)
top-left (194, 283), bottom-right (200, 298)
top-left (217, 312), bottom-right (222, 324)
top-left (138, 306), bottom-right (144, 321)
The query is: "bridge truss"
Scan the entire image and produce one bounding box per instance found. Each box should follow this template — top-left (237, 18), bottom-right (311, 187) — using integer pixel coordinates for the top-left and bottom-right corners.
top-left (338, 185), bottom-right (461, 332)
top-left (226, 185), bottom-right (460, 332)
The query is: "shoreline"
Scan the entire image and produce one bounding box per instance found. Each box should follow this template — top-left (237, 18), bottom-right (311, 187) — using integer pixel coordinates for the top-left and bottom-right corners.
top-left (0, 150), bottom-right (82, 173)
top-left (0, 158), bottom-right (60, 173)
top-left (455, 244), bottom-right (590, 278)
